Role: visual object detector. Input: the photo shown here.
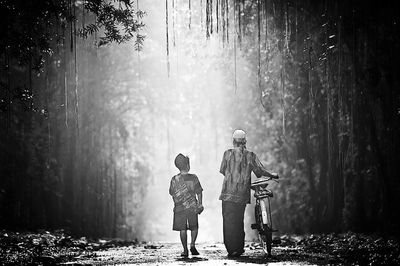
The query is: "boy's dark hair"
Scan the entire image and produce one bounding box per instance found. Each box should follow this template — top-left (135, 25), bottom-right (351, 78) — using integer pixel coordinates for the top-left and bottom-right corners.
top-left (174, 153), bottom-right (190, 170)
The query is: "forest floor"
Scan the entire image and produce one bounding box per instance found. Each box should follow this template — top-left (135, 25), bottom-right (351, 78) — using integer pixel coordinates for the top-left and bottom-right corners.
top-left (0, 230), bottom-right (399, 265)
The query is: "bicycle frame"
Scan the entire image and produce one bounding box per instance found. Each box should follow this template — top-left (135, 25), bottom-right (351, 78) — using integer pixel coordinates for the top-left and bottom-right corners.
top-left (256, 196), bottom-right (273, 230)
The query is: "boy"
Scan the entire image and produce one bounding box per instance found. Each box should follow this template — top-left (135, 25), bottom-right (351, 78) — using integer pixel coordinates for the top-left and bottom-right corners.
top-left (169, 153), bottom-right (204, 257)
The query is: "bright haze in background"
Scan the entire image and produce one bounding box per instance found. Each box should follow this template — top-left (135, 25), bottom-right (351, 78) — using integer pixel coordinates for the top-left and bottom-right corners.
top-left (119, 0), bottom-right (266, 242)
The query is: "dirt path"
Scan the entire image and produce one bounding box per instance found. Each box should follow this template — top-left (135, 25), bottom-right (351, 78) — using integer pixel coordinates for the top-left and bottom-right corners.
top-left (61, 242), bottom-right (332, 265)
top-left (3, 231), bottom-right (397, 265)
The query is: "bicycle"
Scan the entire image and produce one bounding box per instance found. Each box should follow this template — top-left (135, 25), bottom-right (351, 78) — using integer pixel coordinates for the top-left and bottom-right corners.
top-left (250, 175), bottom-right (279, 256)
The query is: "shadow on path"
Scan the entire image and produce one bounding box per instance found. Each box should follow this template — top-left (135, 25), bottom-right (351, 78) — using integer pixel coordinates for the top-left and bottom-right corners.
top-left (176, 256), bottom-right (209, 263)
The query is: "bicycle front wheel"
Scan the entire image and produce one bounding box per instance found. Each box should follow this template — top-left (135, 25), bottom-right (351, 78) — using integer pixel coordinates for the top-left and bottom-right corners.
top-left (265, 227), bottom-right (272, 256)
top-left (258, 198), bottom-right (273, 256)
top-left (265, 197), bottom-right (273, 256)
top-left (258, 226), bottom-right (272, 255)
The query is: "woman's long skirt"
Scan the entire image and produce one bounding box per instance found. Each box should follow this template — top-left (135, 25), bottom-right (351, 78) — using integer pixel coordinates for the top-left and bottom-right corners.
top-left (222, 201), bottom-right (246, 254)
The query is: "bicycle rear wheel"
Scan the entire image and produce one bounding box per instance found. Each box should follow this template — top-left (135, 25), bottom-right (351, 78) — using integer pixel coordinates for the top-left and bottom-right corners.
top-left (257, 225), bottom-right (272, 256)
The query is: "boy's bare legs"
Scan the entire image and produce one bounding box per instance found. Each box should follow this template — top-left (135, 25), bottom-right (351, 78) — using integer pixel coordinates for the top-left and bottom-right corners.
top-left (190, 228), bottom-right (200, 255)
top-left (180, 230), bottom-right (188, 256)
top-left (190, 228), bottom-right (198, 247)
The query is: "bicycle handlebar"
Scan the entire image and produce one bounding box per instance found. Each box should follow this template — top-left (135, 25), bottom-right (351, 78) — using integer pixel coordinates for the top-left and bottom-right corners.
top-left (251, 174), bottom-right (279, 188)
top-left (269, 173), bottom-right (279, 179)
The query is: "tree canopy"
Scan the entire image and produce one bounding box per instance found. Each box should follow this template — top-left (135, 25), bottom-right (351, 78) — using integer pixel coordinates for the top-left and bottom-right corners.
top-left (0, 0), bottom-right (399, 239)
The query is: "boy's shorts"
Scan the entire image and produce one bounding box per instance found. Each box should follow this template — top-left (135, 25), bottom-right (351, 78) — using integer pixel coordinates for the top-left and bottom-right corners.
top-left (173, 210), bottom-right (198, 231)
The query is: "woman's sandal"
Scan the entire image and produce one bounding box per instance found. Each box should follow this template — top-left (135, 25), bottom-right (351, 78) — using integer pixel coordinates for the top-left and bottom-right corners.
top-left (190, 246), bottom-right (200, 255)
top-left (228, 249), bottom-right (245, 257)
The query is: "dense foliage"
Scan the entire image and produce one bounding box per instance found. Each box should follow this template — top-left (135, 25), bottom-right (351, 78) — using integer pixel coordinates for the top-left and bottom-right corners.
top-left (0, 0), bottom-right (399, 242)
top-left (199, 0), bottom-right (400, 235)
top-left (0, 0), bottom-right (148, 238)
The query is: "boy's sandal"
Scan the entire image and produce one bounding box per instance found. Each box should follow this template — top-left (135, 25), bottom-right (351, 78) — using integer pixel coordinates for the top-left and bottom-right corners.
top-left (181, 251), bottom-right (188, 257)
top-left (190, 246), bottom-right (200, 255)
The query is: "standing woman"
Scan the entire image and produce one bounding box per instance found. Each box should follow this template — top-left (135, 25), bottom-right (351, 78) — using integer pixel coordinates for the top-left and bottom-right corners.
top-left (219, 129), bottom-right (278, 257)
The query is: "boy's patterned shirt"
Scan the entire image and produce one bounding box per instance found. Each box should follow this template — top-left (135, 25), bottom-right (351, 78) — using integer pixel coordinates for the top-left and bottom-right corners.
top-left (219, 148), bottom-right (271, 204)
top-left (169, 173), bottom-right (203, 213)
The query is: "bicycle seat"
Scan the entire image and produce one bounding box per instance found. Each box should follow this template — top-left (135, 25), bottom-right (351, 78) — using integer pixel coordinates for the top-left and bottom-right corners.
top-left (254, 188), bottom-right (273, 198)
top-left (251, 177), bottom-right (270, 189)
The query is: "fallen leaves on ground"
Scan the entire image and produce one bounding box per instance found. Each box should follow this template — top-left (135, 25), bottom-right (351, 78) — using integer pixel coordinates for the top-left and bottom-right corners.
top-left (0, 230), bottom-right (399, 265)
top-left (297, 232), bottom-right (400, 265)
top-left (0, 229), bottom-right (138, 265)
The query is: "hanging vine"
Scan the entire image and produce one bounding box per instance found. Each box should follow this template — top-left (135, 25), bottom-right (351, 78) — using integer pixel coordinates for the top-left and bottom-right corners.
top-left (264, 0), bottom-right (268, 49)
top-left (188, 0), bottom-right (191, 29)
top-left (337, 6), bottom-right (344, 208)
top-left (238, 0), bottom-right (242, 46)
top-left (217, 0), bottom-right (220, 33)
top-left (172, 0), bottom-right (176, 46)
top-left (74, 0), bottom-right (80, 137)
top-left (206, 0), bottom-right (210, 38)
top-left (233, 0), bottom-right (237, 93)
top-left (166, 0), bottom-right (170, 77)
top-left (225, 0), bottom-right (229, 42)
top-left (64, 65), bottom-right (68, 128)
top-left (6, 48), bottom-right (11, 132)
top-left (137, 0), bottom-right (141, 90)
top-left (200, 0), bottom-right (203, 31)
top-left (325, 2), bottom-right (333, 218)
top-left (257, 0), bottom-right (266, 109)
top-left (221, 0), bottom-right (225, 43)
top-left (281, 1), bottom-right (289, 136)
top-left (210, 0), bottom-right (213, 34)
